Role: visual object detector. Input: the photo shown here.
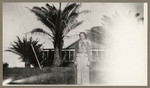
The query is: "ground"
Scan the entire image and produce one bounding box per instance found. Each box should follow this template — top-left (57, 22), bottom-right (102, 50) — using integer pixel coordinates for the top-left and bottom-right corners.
top-left (3, 62), bottom-right (101, 85)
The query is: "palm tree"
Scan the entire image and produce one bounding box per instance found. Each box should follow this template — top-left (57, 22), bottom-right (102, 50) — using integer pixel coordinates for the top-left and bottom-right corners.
top-left (29, 3), bottom-right (90, 66)
top-left (6, 36), bottom-right (44, 68)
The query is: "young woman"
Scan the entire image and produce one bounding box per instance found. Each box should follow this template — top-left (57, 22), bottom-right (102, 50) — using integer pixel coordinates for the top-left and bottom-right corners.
top-left (75, 32), bottom-right (92, 85)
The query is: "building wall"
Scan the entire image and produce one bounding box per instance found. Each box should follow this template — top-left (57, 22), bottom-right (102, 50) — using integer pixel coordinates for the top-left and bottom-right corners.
top-left (43, 49), bottom-right (107, 63)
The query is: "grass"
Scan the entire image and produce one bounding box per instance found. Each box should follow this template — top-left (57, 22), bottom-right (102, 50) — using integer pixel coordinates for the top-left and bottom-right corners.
top-left (3, 67), bottom-right (75, 84)
top-left (3, 62), bottom-right (101, 85)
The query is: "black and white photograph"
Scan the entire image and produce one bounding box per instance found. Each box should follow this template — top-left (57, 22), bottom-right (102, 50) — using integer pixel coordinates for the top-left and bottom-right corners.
top-left (2, 2), bottom-right (147, 86)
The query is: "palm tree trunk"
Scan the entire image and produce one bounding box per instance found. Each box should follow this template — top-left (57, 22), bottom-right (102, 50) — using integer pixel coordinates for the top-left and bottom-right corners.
top-left (53, 41), bottom-right (63, 66)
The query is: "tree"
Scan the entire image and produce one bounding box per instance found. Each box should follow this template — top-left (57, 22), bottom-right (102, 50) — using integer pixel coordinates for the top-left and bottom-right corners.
top-left (87, 26), bottom-right (105, 44)
top-left (29, 3), bottom-right (90, 66)
top-left (6, 36), bottom-right (44, 68)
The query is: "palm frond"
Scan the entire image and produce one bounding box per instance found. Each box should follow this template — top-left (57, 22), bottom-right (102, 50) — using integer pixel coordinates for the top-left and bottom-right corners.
top-left (31, 28), bottom-right (54, 39)
top-left (62, 3), bottom-right (81, 23)
top-left (5, 49), bottom-right (21, 56)
top-left (63, 20), bottom-right (84, 37)
top-left (63, 3), bottom-right (77, 14)
top-left (70, 20), bottom-right (84, 30)
top-left (41, 7), bottom-right (49, 13)
top-left (32, 6), bottom-right (47, 17)
top-left (79, 10), bottom-right (91, 14)
top-left (30, 7), bottom-right (56, 35)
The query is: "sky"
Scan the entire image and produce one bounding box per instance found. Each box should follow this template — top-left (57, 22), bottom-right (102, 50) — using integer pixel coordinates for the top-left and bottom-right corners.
top-left (3, 2), bottom-right (144, 67)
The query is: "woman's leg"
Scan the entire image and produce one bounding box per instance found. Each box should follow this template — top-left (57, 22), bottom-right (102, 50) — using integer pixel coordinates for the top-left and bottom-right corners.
top-left (81, 55), bottom-right (90, 84)
top-left (82, 65), bottom-right (90, 84)
top-left (76, 56), bottom-right (82, 84)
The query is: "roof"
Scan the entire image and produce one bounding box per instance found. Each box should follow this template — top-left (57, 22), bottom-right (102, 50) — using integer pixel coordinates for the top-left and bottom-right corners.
top-left (43, 26), bottom-right (106, 50)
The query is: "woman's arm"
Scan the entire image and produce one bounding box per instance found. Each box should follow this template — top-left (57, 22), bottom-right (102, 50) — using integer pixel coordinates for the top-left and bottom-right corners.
top-left (74, 41), bottom-right (78, 64)
top-left (87, 40), bottom-right (92, 61)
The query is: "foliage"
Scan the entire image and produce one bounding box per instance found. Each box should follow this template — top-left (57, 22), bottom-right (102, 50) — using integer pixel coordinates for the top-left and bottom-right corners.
top-left (87, 26), bottom-right (105, 44)
top-left (3, 63), bottom-right (9, 68)
top-left (6, 36), bottom-right (44, 68)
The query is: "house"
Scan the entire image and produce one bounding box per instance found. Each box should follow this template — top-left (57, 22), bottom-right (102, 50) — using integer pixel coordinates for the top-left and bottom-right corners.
top-left (42, 26), bottom-right (110, 64)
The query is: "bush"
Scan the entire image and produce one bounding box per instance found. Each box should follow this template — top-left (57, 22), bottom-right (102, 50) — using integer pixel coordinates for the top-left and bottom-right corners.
top-left (3, 63), bottom-right (9, 68)
top-left (60, 62), bottom-right (74, 67)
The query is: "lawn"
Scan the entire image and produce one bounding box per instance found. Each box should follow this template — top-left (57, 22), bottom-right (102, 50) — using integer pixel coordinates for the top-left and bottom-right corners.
top-left (3, 66), bottom-right (75, 84)
top-left (3, 62), bottom-right (101, 85)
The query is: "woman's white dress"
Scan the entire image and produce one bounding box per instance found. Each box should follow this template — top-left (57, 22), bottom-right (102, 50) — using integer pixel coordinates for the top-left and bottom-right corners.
top-left (75, 39), bottom-right (91, 85)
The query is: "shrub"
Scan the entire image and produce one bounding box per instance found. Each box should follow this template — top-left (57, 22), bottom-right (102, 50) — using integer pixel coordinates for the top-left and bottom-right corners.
top-left (3, 63), bottom-right (9, 68)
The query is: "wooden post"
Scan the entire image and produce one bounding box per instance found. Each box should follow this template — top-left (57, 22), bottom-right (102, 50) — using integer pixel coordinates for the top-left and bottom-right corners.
top-left (31, 44), bottom-right (42, 69)
top-left (69, 50), bottom-right (70, 61)
top-left (47, 50), bottom-right (49, 59)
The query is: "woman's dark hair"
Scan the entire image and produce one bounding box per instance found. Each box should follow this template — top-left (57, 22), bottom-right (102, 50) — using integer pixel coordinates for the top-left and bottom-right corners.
top-left (79, 32), bottom-right (87, 39)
